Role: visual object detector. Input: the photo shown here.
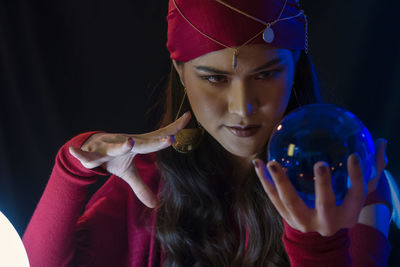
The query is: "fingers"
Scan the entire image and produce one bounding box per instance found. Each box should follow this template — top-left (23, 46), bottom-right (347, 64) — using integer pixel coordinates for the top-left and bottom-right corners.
top-left (253, 159), bottom-right (286, 215)
top-left (253, 159), bottom-right (275, 192)
top-left (69, 136), bottom-right (134, 169)
top-left (368, 138), bottom-right (388, 192)
top-left (313, 161), bottom-right (339, 235)
top-left (71, 132), bottom-right (162, 208)
top-left (131, 136), bottom-right (173, 154)
top-left (253, 159), bottom-right (301, 230)
top-left (69, 146), bottom-right (112, 169)
top-left (314, 162), bottom-right (336, 212)
top-left (341, 154), bottom-right (366, 226)
top-left (137, 111), bottom-right (191, 139)
top-left (82, 134), bottom-right (134, 157)
top-left (254, 160), bottom-right (311, 229)
top-left (120, 163), bottom-right (158, 208)
top-left (101, 136), bottom-right (135, 156)
top-left (103, 153), bottom-right (158, 208)
top-left (253, 158), bottom-right (364, 235)
top-left (85, 132), bottom-right (175, 158)
top-left (80, 112), bottom-right (191, 158)
top-left (375, 138), bottom-right (388, 171)
top-left (266, 161), bottom-right (309, 216)
top-left (253, 154), bottom-right (370, 235)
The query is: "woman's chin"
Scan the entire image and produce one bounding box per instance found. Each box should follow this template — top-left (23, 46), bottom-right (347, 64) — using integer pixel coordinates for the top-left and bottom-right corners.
top-left (223, 144), bottom-right (265, 159)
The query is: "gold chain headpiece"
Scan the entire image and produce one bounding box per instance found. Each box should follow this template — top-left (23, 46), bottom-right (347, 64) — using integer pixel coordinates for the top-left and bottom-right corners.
top-left (172, 0), bottom-right (308, 69)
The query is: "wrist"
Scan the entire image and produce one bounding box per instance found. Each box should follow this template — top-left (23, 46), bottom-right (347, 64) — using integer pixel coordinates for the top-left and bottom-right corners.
top-left (358, 203), bottom-right (390, 238)
top-left (282, 219), bottom-right (350, 265)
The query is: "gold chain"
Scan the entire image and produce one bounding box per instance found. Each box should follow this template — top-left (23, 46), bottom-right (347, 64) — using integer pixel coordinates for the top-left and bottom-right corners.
top-left (213, 0), bottom-right (287, 26)
top-left (174, 88), bottom-right (187, 121)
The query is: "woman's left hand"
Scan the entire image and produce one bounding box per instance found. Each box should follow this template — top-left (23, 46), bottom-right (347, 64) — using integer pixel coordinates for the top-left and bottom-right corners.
top-left (253, 154), bottom-right (366, 237)
top-left (253, 138), bottom-right (389, 237)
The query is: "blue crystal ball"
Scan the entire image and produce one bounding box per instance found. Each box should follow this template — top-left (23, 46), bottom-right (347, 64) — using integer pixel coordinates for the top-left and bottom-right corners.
top-left (267, 104), bottom-right (375, 207)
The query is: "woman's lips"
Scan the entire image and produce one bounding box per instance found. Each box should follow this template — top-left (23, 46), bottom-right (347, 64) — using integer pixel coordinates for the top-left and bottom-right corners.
top-left (225, 125), bottom-right (261, 137)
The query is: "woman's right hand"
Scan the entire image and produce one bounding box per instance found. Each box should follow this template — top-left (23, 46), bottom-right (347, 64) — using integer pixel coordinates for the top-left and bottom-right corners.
top-left (68, 112), bottom-right (191, 208)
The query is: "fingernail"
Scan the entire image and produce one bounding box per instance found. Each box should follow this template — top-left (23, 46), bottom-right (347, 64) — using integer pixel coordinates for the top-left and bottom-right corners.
top-left (128, 137), bottom-right (135, 147)
top-left (252, 159), bottom-right (259, 168)
top-left (181, 111), bottom-right (191, 118)
top-left (170, 135), bottom-right (175, 143)
top-left (268, 164), bottom-right (278, 173)
top-left (317, 163), bottom-right (328, 175)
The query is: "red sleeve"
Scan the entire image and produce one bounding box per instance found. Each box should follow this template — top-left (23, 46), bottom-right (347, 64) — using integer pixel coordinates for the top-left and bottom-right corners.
top-left (349, 171), bottom-right (392, 267)
top-left (22, 132), bottom-right (108, 267)
top-left (72, 153), bottom-right (162, 267)
top-left (282, 220), bottom-right (351, 267)
top-left (349, 224), bottom-right (390, 267)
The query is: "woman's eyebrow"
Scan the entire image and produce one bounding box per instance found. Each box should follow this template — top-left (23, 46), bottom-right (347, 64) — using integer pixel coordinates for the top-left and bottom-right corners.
top-left (251, 57), bottom-right (283, 72)
top-left (194, 57), bottom-right (283, 75)
top-left (194, 66), bottom-right (231, 75)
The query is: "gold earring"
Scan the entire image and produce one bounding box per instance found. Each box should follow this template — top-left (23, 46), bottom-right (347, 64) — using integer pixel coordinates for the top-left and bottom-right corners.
top-left (172, 88), bottom-right (205, 153)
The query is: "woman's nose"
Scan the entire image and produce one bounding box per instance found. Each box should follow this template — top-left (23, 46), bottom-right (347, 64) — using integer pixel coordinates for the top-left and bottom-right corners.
top-left (228, 81), bottom-right (257, 117)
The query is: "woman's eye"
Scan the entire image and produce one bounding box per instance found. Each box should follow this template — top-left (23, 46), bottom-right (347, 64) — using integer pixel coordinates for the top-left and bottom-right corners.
top-left (255, 70), bottom-right (279, 80)
top-left (201, 75), bottom-right (228, 84)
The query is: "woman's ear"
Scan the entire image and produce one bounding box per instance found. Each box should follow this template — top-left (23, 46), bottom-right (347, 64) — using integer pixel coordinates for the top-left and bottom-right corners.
top-left (172, 60), bottom-right (185, 87)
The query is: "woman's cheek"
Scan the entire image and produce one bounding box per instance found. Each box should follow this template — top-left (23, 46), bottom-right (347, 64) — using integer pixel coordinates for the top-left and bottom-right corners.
top-left (271, 76), bottom-right (293, 110)
top-left (260, 82), bottom-right (291, 112)
top-left (186, 86), bottom-right (222, 126)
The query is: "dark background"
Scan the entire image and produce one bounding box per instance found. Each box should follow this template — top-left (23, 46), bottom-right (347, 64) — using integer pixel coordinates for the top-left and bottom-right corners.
top-left (1, 0), bottom-right (399, 265)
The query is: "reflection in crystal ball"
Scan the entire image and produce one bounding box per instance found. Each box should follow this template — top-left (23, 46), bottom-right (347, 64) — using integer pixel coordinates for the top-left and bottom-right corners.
top-left (267, 104), bottom-right (375, 208)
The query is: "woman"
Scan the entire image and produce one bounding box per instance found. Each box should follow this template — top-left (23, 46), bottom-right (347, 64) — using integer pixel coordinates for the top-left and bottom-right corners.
top-left (23, 0), bottom-right (392, 266)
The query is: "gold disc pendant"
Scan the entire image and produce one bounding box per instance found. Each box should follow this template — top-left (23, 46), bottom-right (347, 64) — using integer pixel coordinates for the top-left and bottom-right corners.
top-left (172, 127), bottom-right (205, 153)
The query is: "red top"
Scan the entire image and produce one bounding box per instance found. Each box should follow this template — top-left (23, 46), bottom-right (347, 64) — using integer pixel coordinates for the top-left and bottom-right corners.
top-left (23, 132), bottom-right (391, 266)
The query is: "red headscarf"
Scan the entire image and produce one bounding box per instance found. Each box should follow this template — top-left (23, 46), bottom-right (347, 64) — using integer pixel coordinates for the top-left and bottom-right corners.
top-left (167, 0), bottom-right (306, 62)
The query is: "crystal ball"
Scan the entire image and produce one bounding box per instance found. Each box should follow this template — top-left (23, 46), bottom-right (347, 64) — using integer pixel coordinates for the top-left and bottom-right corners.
top-left (267, 104), bottom-right (375, 208)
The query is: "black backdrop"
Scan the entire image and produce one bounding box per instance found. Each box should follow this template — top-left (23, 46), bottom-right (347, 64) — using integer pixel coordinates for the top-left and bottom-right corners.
top-left (1, 0), bottom-right (399, 265)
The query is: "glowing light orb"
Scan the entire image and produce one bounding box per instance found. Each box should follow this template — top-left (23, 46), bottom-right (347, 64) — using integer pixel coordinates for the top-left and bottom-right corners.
top-left (0, 211), bottom-right (30, 266)
top-left (267, 104), bottom-right (375, 207)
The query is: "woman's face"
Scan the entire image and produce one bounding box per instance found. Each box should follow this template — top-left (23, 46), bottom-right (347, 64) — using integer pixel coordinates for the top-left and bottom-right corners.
top-left (174, 45), bottom-right (298, 158)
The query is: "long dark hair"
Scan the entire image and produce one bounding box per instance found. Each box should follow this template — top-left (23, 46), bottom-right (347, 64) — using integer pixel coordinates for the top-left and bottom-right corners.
top-left (154, 50), bottom-right (320, 266)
